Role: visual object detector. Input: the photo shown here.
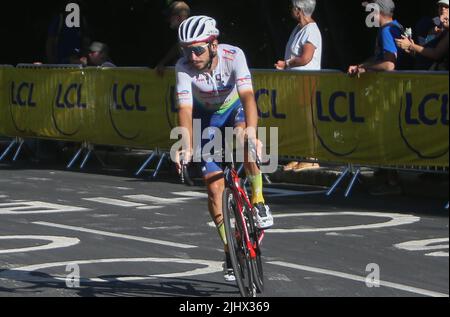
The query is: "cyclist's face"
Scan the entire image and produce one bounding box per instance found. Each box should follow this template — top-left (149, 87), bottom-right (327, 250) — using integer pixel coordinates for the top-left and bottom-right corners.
top-left (184, 42), bottom-right (215, 70)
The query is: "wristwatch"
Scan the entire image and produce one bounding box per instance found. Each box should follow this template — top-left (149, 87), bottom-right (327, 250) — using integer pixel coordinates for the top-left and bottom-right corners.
top-left (285, 59), bottom-right (291, 69)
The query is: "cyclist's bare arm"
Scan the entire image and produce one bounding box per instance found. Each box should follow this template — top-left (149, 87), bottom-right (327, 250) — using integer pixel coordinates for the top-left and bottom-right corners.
top-left (176, 104), bottom-right (193, 173)
top-left (239, 89), bottom-right (258, 133)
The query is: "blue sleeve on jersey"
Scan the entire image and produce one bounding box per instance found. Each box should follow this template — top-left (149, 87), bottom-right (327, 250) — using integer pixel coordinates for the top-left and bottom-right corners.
top-left (380, 25), bottom-right (401, 55)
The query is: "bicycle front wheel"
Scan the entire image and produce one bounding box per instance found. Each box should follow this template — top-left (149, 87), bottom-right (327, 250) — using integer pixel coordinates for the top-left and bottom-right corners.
top-left (222, 187), bottom-right (256, 297)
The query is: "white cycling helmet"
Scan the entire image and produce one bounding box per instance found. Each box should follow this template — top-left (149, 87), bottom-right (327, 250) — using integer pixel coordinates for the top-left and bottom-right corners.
top-left (178, 15), bottom-right (220, 46)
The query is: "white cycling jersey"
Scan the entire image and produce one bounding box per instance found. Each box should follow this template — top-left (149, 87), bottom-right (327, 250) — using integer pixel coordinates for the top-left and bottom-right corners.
top-left (175, 44), bottom-right (254, 114)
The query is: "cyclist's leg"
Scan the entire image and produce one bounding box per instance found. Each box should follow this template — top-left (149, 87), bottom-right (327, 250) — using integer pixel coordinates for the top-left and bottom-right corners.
top-left (231, 106), bottom-right (266, 207)
top-left (203, 168), bottom-right (235, 281)
top-left (199, 110), bottom-right (229, 247)
top-left (233, 107), bottom-right (273, 229)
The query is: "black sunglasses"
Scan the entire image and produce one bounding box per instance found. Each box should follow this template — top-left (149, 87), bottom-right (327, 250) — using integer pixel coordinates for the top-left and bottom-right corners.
top-left (182, 43), bottom-right (210, 58)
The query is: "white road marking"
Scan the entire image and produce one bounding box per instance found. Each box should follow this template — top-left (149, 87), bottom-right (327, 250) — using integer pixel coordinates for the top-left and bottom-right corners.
top-left (26, 178), bottom-right (51, 182)
top-left (0, 258), bottom-right (222, 284)
top-left (207, 211), bottom-right (420, 233)
top-left (267, 212), bottom-right (420, 233)
top-left (143, 226), bottom-right (184, 231)
top-left (0, 195), bottom-right (8, 199)
top-left (0, 236), bottom-right (80, 254)
top-left (33, 222), bottom-right (197, 249)
top-left (172, 192), bottom-right (208, 198)
top-left (124, 195), bottom-right (191, 205)
top-left (427, 252), bottom-right (450, 257)
top-left (268, 261), bottom-right (449, 298)
top-left (99, 186), bottom-right (134, 191)
top-left (136, 206), bottom-right (164, 210)
top-left (394, 238), bottom-right (449, 257)
top-left (0, 202), bottom-right (88, 215)
top-left (83, 197), bottom-right (146, 207)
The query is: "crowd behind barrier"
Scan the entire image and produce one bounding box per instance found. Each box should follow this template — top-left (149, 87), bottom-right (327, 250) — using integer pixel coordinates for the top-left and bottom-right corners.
top-left (0, 65), bottom-right (448, 173)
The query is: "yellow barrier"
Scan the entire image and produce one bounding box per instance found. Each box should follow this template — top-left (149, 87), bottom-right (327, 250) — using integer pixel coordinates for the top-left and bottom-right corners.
top-left (0, 66), bottom-right (448, 168)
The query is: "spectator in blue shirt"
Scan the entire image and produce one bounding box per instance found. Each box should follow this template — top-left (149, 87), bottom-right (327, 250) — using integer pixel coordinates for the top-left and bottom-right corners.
top-left (348, 0), bottom-right (407, 76)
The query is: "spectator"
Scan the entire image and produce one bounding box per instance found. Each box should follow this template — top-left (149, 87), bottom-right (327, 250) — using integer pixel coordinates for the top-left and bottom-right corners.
top-left (414, 0), bottom-right (448, 47)
top-left (348, 0), bottom-right (406, 195)
top-left (396, 1), bottom-right (449, 71)
top-left (276, 0), bottom-right (322, 172)
top-left (46, 1), bottom-right (90, 64)
top-left (87, 42), bottom-right (116, 67)
top-left (275, 0), bottom-right (322, 71)
top-left (348, 0), bottom-right (408, 76)
top-left (68, 48), bottom-right (88, 66)
top-left (155, 1), bottom-right (191, 76)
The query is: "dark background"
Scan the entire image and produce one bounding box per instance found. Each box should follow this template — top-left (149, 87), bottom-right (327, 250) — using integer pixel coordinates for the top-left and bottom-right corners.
top-left (0, 0), bottom-right (436, 70)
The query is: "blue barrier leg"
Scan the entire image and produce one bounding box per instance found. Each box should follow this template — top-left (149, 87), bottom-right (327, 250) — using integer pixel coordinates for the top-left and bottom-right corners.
top-left (152, 153), bottom-right (167, 179)
top-left (93, 150), bottom-right (106, 168)
top-left (67, 147), bottom-right (84, 169)
top-left (326, 167), bottom-right (350, 197)
top-left (237, 163), bottom-right (245, 176)
top-left (12, 140), bottom-right (25, 162)
top-left (0, 140), bottom-right (17, 162)
top-left (80, 150), bottom-right (92, 169)
top-left (263, 174), bottom-right (272, 185)
top-left (445, 202), bottom-right (449, 210)
top-left (345, 168), bottom-right (361, 198)
top-left (136, 152), bottom-right (157, 176)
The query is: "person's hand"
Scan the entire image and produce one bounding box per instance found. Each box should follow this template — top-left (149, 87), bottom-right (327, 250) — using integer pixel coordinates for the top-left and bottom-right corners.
top-left (274, 60), bottom-right (287, 70)
top-left (347, 65), bottom-right (366, 77)
top-left (395, 35), bottom-right (413, 51)
top-left (175, 149), bottom-right (192, 175)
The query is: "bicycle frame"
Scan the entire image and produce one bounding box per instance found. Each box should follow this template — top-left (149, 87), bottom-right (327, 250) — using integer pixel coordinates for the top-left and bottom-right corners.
top-left (223, 163), bottom-right (265, 258)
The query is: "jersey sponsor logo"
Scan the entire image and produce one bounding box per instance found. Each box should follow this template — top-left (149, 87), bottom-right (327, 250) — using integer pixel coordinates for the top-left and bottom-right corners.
top-left (177, 90), bottom-right (191, 96)
top-left (223, 49), bottom-right (237, 55)
top-left (237, 76), bottom-right (252, 84)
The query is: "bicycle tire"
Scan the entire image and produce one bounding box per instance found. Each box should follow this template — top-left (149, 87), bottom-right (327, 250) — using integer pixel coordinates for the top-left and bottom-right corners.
top-left (222, 187), bottom-right (256, 297)
top-left (240, 180), bottom-right (264, 293)
top-left (181, 164), bottom-right (195, 186)
top-left (245, 204), bottom-right (264, 293)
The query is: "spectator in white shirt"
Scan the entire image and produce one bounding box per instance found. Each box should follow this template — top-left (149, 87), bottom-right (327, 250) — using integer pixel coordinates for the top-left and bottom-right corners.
top-left (275, 0), bottom-right (322, 71)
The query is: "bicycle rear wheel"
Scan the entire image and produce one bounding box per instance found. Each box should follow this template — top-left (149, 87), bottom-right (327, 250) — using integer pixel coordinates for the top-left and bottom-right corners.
top-left (222, 187), bottom-right (256, 297)
top-left (241, 181), bottom-right (264, 293)
top-left (245, 205), bottom-right (264, 293)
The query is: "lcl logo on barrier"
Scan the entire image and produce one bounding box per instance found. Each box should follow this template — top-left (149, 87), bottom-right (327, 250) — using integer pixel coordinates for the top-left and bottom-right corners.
top-left (55, 83), bottom-right (87, 108)
top-left (11, 82), bottom-right (37, 107)
top-left (313, 91), bottom-right (365, 157)
top-left (109, 83), bottom-right (145, 141)
top-left (400, 92), bottom-right (449, 159)
top-left (254, 89), bottom-right (286, 119)
top-left (112, 84), bottom-right (147, 112)
top-left (52, 83), bottom-right (87, 136)
top-left (404, 93), bottom-right (449, 126)
top-left (9, 81), bottom-right (38, 133)
top-left (316, 91), bottom-right (365, 123)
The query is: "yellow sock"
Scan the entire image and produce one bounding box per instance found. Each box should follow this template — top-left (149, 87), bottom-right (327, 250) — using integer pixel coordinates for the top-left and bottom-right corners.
top-left (217, 222), bottom-right (227, 246)
top-left (247, 173), bottom-right (265, 205)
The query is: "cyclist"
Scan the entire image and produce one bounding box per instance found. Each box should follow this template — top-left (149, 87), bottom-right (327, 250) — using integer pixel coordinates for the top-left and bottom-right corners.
top-left (174, 16), bottom-right (274, 282)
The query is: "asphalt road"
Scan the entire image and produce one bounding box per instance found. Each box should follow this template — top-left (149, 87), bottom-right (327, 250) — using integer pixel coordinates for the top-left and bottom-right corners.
top-left (0, 164), bottom-right (448, 298)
